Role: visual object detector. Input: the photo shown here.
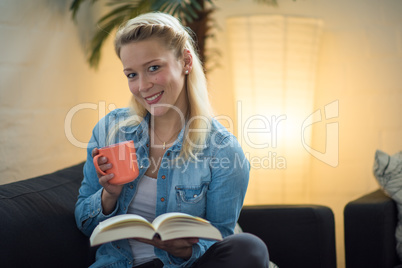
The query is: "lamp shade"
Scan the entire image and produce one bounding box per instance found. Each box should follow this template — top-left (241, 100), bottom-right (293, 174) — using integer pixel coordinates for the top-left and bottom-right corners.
top-left (227, 15), bottom-right (323, 203)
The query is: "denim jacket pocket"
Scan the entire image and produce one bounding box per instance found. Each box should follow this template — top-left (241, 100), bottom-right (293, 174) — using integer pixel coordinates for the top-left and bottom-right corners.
top-left (175, 182), bottom-right (209, 217)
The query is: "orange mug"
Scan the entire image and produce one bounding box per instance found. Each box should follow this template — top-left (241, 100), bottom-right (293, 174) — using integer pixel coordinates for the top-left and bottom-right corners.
top-left (93, 140), bottom-right (139, 185)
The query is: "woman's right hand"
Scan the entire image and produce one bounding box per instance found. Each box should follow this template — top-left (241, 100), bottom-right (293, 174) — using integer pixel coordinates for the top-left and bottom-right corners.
top-left (92, 148), bottom-right (123, 214)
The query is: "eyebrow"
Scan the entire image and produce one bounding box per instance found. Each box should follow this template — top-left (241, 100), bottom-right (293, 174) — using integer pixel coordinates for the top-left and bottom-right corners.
top-left (123, 59), bottom-right (161, 72)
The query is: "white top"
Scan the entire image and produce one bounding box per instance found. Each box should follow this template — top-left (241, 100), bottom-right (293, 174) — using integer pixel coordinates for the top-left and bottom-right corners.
top-left (127, 175), bottom-right (157, 266)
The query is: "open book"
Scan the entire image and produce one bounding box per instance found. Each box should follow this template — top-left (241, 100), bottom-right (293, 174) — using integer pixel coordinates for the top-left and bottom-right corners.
top-left (90, 212), bottom-right (223, 246)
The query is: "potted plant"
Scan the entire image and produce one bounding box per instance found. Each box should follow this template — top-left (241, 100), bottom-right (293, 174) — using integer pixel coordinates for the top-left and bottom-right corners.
top-left (70, 0), bottom-right (277, 69)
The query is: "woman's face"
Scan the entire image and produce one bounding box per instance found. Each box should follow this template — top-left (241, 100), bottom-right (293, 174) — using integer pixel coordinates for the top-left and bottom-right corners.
top-left (120, 38), bottom-right (191, 118)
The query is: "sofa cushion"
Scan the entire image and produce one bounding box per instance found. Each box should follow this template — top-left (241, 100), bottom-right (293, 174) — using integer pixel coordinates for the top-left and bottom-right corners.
top-left (239, 205), bottom-right (336, 268)
top-left (0, 162), bottom-right (94, 268)
top-left (344, 189), bottom-right (399, 267)
top-left (374, 150), bottom-right (402, 262)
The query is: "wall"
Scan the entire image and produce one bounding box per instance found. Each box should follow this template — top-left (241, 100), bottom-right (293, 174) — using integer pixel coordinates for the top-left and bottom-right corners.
top-left (1, 0), bottom-right (402, 267)
top-left (0, 0), bottom-right (131, 183)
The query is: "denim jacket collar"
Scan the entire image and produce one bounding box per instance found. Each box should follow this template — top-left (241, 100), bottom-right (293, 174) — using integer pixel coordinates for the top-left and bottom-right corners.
top-left (123, 112), bottom-right (185, 153)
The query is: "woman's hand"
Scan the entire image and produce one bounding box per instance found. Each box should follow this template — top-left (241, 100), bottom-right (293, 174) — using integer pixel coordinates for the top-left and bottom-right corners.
top-left (92, 148), bottom-right (123, 214)
top-left (136, 236), bottom-right (199, 260)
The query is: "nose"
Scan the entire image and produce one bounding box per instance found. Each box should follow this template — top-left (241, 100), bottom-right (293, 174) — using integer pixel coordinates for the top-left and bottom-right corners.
top-left (139, 75), bottom-right (153, 92)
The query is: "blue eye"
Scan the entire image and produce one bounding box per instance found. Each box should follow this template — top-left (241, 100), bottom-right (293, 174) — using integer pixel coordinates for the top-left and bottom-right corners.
top-left (127, 73), bottom-right (136, 78)
top-left (149, 65), bottom-right (159, 72)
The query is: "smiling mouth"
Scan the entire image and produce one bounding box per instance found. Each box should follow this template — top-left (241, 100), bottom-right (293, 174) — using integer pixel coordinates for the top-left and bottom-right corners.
top-left (145, 91), bottom-right (164, 103)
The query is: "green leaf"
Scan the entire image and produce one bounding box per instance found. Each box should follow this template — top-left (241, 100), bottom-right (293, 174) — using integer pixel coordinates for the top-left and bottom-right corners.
top-left (253, 0), bottom-right (278, 5)
top-left (151, 0), bottom-right (201, 22)
top-left (98, 4), bottom-right (132, 24)
top-left (151, 0), bottom-right (172, 11)
top-left (183, 2), bottom-right (198, 19)
top-left (161, 2), bottom-right (176, 14)
top-left (189, 0), bottom-right (203, 11)
top-left (106, 0), bottom-right (143, 7)
top-left (88, 17), bottom-right (124, 68)
top-left (171, 4), bottom-right (182, 17)
top-left (70, 0), bottom-right (100, 19)
top-left (155, 0), bottom-right (178, 14)
top-left (70, 0), bottom-right (86, 19)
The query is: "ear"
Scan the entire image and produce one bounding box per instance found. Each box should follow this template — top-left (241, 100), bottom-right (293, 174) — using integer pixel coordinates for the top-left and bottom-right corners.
top-left (182, 49), bottom-right (193, 74)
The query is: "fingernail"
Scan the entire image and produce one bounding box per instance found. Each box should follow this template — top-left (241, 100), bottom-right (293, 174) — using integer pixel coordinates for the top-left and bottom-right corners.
top-left (102, 157), bottom-right (107, 162)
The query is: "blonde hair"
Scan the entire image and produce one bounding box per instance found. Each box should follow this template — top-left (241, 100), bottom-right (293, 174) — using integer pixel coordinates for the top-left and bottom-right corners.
top-left (112, 12), bottom-right (213, 160)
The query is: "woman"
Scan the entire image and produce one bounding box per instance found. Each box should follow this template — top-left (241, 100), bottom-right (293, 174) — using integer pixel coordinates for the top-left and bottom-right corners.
top-left (75, 12), bottom-right (269, 268)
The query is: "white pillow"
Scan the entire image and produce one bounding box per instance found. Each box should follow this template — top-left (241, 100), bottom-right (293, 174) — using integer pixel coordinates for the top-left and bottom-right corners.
top-left (373, 149), bottom-right (402, 261)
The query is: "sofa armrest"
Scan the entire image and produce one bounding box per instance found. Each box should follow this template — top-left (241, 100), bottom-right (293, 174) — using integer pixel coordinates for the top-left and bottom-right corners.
top-left (238, 205), bottom-right (336, 268)
top-left (344, 189), bottom-right (400, 268)
top-left (0, 162), bottom-right (95, 268)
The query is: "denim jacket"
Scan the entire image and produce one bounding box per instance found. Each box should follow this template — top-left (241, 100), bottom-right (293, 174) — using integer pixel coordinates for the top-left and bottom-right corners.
top-left (75, 108), bottom-right (250, 268)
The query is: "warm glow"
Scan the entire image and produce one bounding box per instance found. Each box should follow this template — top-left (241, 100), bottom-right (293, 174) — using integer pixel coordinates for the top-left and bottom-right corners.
top-left (227, 15), bottom-right (323, 204)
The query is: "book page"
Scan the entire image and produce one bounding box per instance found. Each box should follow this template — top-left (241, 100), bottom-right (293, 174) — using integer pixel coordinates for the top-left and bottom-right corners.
top-left (151, 212), bottom-right (209, 230)
top-left (151, 212), bottom-right (222, 241)
top-left (157, 218), bottom-right (222, 241)
top-left (91, 222), bottom-right (156, 246)
top-left (99, 214), bottom-right (153, 232)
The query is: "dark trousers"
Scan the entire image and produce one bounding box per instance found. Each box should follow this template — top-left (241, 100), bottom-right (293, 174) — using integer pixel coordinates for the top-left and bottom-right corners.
top-left (134, 233), bottom-right (269, 268)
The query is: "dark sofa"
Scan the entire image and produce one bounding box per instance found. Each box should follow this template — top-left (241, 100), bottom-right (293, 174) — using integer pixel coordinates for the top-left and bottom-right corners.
top-left (344, 189), bottom-right (401, 268)
top-left (0, 162), bottom-right (337, 268)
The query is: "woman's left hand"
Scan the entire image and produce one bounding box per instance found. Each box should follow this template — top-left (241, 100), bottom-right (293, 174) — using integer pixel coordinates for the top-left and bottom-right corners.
top-left (136, 236), bottom-right (199, 260)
